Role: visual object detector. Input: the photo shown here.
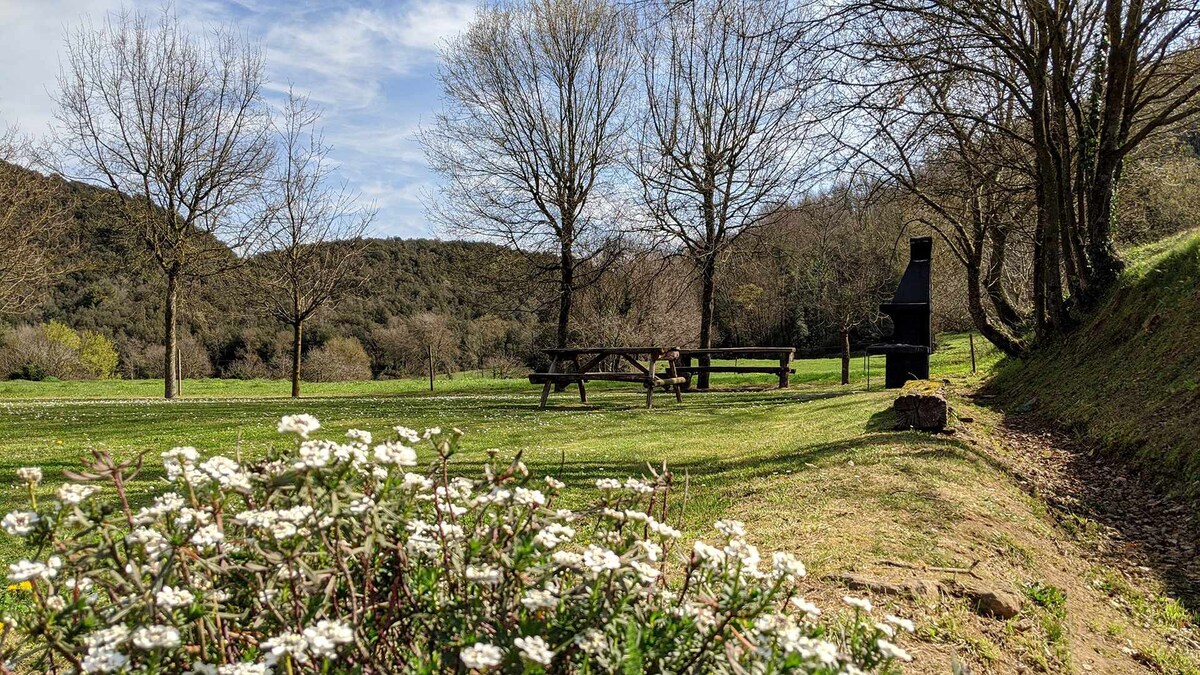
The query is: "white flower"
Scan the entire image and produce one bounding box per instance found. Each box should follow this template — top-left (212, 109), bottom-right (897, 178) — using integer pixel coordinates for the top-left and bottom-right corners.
top-left (533, 523), bottom-right (575, 549)
top-left (466, 564), bottom-right (502, 585)
top-left (692, 541), bottom-right (726, 568)
top-left (8, 559), bottom-right (56, 582)
top-left (262, 632), bottom-right (310, 665)
top-left (156, 585), bottom-right (195, 609)
top-left (200, 456), bottom-right (251, 491)
top-left (772, 552), bottom-right (807, 581)
top-left (574, 629), bottom-right (605, 655)
top-left (16, 467), bottom-right (42, 484)
top-left (2, 510), bottom-right (39, 536)
top-left (623, 478), bottom-right (654, 494)
top-left (459, 642), bottom-right (503, 670)
top-left (790, 596), bottom-right (822, 618)
top-left (302, 619), bottom-right (353, 658)
top-left (346, 429), bottom-right (372, 444)
top-left (421, 426), bottom-right (442, 440)
top-left (715, 519), bottom-right (746, 538)
top-left (348, 496), bottom-right (375, 515)
top-left (393, 425), bottom-right (421, 443)
top-left (191, 524), bottom-right (224, 549)
top-left (81, 649), bottom-right (128, 673)
top-left (582, 545), bottom-right (621, 576)
top-left (218, 664), bottom-right (269, 675)
top-left (877, 638), bottom-right (912, 662)
top-left (373, 442), bottom-right (418, 467)
top-left (521, 588), bottom-right (559, 611)
top-left (885, 614), bottom-right (915, 632)
top-left (278, 414), bottom-right (321, 438)
top-left (648, 519), bottom-right (682, 539)
top-left (544, 476), bottom-right (565, 490)
top-left (514, 635), bottom-right (554, 665)
top-left (295, 440), bottom-right (336, 469)
top-left (162, 447), bottom-right (202, 482)
top-left (843, 596), bottom-right (873, 612)
top-left (513, 487), bottom-right (545, 506)
top-left (58, 483), bottom-right (98, 505)
top-left (401, 472), bottom-right (433, 491)
top-left (132, 625), bottom-right (180, 650)
top-left (595, 478), bottom-right (621, 490)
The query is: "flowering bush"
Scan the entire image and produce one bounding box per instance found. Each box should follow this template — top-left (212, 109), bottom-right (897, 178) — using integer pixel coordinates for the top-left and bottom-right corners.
top-left (1, 415), bottom-right (913, 673)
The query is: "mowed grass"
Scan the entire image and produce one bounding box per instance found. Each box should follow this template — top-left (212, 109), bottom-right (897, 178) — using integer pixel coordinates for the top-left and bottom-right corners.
top-left (8, 334), bottom-right (1197, 672)
top-left (0, 334), bottom-right (998, 566)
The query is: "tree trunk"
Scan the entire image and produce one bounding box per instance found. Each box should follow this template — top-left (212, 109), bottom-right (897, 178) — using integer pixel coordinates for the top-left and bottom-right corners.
top-left (557, 239), bottom-right (574, 349)
top-left (967, 262), bottom-right (1026, 357)
top-left (555, 238), bottom-right (574, 392)
top-left (290, 320), bottom-right (303, 398)
top-left (163, 271), bottom-right (179, 400)
top-left (697, 254), bottom-right (717, 390)
top-left (840, 327), bottom-right (850, 385)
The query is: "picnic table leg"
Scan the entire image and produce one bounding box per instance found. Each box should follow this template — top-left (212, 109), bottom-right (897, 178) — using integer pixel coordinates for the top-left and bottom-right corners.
top-left (645, 355), bottom-right (656, 409)
top-left (573, 355), bottom-right (587, 403)
top-left (539, 356), bottom-right (558, 409)
top-left (669, 359), bottom-right (683, 403)
top-left (779, 353), bottom-right (792, 389)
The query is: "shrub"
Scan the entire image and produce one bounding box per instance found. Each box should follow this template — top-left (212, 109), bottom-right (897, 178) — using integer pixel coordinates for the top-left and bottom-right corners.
top-left (0, 324), bottom-right (84, 380)
top-left (124, 335), bottom-right (215, 380)
top-left (224, 347), bottom-right (271, 380)
top-left (2, 419), bottom-right (913, 673)
top-left (78, 331), bottom-right (119, 379)
top-left (305, 336), bottom-right (372, 382)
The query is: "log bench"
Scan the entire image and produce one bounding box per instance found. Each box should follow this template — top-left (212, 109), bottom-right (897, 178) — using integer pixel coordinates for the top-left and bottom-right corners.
top-left (674, 347), bottom-right (796, 389)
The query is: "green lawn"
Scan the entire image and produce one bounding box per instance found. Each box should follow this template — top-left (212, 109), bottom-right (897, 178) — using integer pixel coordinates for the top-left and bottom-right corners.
top-left (0, 333), bottom-right (997, 563)
top-left (5, 334), bottom-right (1198, 672)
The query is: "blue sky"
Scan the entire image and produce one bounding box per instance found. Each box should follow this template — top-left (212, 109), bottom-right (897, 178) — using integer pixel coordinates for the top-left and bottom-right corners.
top-left (0, 0), bottom-right (477, 238)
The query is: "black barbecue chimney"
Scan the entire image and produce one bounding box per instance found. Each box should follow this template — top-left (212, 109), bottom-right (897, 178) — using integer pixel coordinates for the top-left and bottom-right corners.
top-left (869, 237), bottom-right (933, 388)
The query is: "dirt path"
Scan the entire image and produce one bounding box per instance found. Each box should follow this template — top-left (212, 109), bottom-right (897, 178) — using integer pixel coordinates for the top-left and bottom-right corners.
top-left (977, 405), bottom-right (1200, 669)
top-left (992, 412), bottom-right (1200, 610)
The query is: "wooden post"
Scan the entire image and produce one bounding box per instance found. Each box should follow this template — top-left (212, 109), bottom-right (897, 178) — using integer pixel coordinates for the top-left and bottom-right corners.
top-left (539, 356), bottom-right (558, 408)
top-left (779, 352), bottom-right (792, 388)
top-left (427, 345), bottom-right (434, 391)
top-left (969, 332), bottom-right (977, 373)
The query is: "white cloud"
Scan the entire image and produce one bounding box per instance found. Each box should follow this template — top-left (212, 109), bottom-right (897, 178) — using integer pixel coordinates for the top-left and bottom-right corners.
top-left (0, 0), bottom-right (466, 238)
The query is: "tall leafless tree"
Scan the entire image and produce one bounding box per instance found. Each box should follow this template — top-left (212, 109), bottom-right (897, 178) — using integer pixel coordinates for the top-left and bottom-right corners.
top-left (54, 9), bottom-right (273, 398)
top-left (254, 92), bottom-right (374, 398)
top-left (636, 0), bottom-right (825, 388)
top-left (841, 0), bottom-right (1200, 345)
top-left (422, 0), bottom-right (636, 349)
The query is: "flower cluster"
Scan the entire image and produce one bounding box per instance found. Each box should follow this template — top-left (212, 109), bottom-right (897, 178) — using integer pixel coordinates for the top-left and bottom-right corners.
top-left (0, 416), bottom-right (912, 673)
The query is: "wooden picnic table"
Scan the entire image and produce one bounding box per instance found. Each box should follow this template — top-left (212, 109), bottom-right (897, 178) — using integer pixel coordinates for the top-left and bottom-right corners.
top-left (529, 346), bottom-right (686, 409)
top-left (674, 347), bottom-right (796, 389)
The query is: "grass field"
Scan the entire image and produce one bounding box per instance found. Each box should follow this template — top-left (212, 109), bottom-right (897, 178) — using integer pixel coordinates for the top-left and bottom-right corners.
top-left (3, 332), bottom-right (1197, 672)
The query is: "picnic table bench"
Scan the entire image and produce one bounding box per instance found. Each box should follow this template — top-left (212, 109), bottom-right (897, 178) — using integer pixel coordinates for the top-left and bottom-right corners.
top-left (674, 347), bottom-right (796, 389)
top-left (529, 347), bottom-right (687, 409)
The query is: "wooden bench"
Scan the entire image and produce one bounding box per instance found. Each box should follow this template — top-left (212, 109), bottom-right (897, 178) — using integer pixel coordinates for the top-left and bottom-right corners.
top-left (674, 347), bottom-right (796, 389)
top-left (529, 347), bottom-right (685, 409)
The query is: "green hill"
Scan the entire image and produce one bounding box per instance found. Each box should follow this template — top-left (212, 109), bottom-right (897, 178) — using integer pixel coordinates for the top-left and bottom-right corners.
top-left (991, 229), bottom-right (1200, 497)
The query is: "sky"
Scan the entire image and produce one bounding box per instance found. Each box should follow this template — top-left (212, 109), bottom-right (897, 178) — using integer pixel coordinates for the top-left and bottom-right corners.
top-left (0, 0), bottom-right (477, 239)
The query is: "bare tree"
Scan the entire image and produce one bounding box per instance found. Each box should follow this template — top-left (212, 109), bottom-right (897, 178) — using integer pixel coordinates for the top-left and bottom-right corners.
top-left (423, 0), bottom-right (636, 349)
top-left (54, 8), bottom-right (273, 398)
top-left (254, 92), bottom-right (373, 398)
top-left (841, 0), bottom-right (1200, 344)
top-left (636, 0), bottom-right (825, 388)
top-left (0, 126), bottom-right (73, 316)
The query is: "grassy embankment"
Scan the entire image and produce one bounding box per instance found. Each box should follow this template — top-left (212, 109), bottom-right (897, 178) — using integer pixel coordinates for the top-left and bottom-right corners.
top-left (991, 228), bottom-right (1200, 498)
top-left (1, 332), bottom-right (1196, 672)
